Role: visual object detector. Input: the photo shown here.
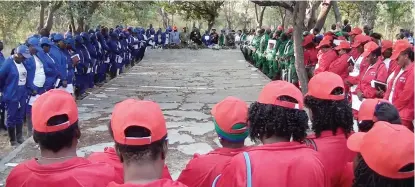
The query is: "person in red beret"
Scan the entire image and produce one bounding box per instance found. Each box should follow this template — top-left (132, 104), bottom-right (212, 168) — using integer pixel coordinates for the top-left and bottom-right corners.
top-left (328, 41), bottom-right (352, 80)
top-left (314, 39), bottom-right (337, 75)
top-left (303, 34), bottom-right (318, 79)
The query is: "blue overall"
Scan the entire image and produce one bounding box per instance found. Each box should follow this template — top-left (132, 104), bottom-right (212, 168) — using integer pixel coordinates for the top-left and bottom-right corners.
top-left (97, 33), bottom-right (110, 83)
top-left (74, 42), bottom-right (89, 95)
top-left (82, 36), bottom-right (97, 88)
top-left (49, 45), bottom-right (68, 88)
top-left (0, 57), bottom-right (28, 128)
top-left (108, 38), bottom-right (120, 76)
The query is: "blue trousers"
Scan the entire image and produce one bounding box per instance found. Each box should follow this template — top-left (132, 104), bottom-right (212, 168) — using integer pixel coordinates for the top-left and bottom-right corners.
top-left (75, 73), bottom-right (87, 95)
top-left (5, 96), bottom-right (27, 128)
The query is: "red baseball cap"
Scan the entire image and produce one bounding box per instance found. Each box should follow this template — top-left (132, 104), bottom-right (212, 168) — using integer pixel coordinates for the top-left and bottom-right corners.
top-left (361, 41), bottom-right (379, 58)
top-left (347, 121), bottom-right (414, 179)
top-left (258, 81), bottom-right (304, 110)
top-left (390, 40), bottom-right (412, 60)
top-left (316, 39), bottom-right (332, 49)
top-left (324, 31), bottom-right (334, 36)
top-left (337, 36), bottom-right (346, 40)
top-left (306, 72), bottom-right (345, 100)
top-left (277, 25), bottom-right (283, 31)
top-left (302, 34), bottom-right (314, 47)
top-left (351, 34), bottom-right (371, 48)
top-left (349, 27), bottom-right (363, 36)
top-left (111, 99), bottom-right (167, 146)
top-left (211, 96), bottom-right (248, 134)
top-left (358, 99), bottom-right (390, 122)
top-left (32, 89), bottom-right (78, 133)
top-left (334, 41), bottom-right (351, 51)
top-left (287, 27), bottom-right (294, 34)
top-left (323, 35), bottom-right (334, 41)
top-left (381, 40), bottom-right (393, 53)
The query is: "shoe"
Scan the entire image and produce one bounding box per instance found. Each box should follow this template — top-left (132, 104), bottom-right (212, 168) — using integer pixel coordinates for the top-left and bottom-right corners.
top-left (7, 126), bottom-right (18, 146)
top-left (16, 124), bottom-right (24, 144)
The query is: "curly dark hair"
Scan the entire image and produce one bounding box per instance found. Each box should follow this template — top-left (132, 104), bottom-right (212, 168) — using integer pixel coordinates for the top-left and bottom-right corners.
top-left (248, 96), bottom-right (309, 143)
top-left (358, 102), bottom-right (402, 132)
top-left (304, 88), bottom-right (353, 138)
top-left (108, 123), bottom-right (167, 165)
top-left (353, 154), bottom-right (414, 187)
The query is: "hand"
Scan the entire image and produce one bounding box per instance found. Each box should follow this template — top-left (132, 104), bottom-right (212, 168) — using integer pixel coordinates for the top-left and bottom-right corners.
top-left (32, 90), bottom-right (38, 96)
top-left (357, 91), bottom-right (363, 101)
top-left (62, 80), bottom-right (68, 88)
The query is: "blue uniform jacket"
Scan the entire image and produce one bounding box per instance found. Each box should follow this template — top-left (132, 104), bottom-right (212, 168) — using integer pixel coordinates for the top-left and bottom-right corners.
top-left (155, 30), bottom-right (166, 45)
top-left (0, 51), bottom-right (5, 91)
top-left (25, 52), bottom-right (54, 93)
top-left (60, 48), bottom-right (75, 84)
top-left (74, 45), bottom-right (88, 75)
top-left (107, 39), bottom-right (120, 63)
top-left (49, 45), bottom-right (68, 81)
top-left (0, 56), bottom-right (28, 102)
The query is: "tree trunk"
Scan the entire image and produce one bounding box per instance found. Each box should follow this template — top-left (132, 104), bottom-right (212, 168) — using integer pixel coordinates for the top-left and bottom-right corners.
top-left (314, 0), bottom-right (332, 31)
top-left (332, 1), bottom-right (342, 24)
top-left (37, 2), bottom-right (47, 32)
top-left (305, 1), bottom-right (321, 31)
top-left (358, 1), bottom-right (377, 28)
top-left (293, 1), bottom-right (309, 94)
top-left (69, 8), bottom-right (76, 34)
top-left (44, 1), bottom-right (63, 33)
top-left (207, 20), bottom-right (214, 33)
top-left (158, 7), bottom-right (170, 29)
top-left (255, 4), bottom-right (266, 28)
top-left (76, 17), bottom-right (84, 33)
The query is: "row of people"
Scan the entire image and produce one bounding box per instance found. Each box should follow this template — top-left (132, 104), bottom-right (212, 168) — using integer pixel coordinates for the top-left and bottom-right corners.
top-left (0, 25), bottom-right (150, 146)
top-left (241, 25), bottom-right (414, 131)
top-left (6, 71), bottom-right (414, 187)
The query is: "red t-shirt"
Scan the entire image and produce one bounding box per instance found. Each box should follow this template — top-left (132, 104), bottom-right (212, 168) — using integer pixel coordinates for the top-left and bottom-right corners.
top-left (177, 147), bottom-right (248, 187)
top-left (307, 129), bottom-right (356, 187)
top-left (107, 179), bottom-right (188, 187)
top-left (88, 147), bottom-right (172, 181)
top-left (338, 162), bottom-right (354, 187)
top-left (6, 157), bottom-right (118, 187)
top-left (216, 142), bottom-right (330, 187)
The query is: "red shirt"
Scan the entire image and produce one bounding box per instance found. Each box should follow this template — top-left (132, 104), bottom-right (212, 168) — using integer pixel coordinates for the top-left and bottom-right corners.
top-left (384, 63), bottom-right (414, 121)
top-left (88, 147), bottom-right (172, 181)
top-left (338, 162), bottom-right (354, 187)
top-left (107, 179), bottom-right (188, 187)
top-left (6, 157), bottom-right (118, 187)
top-left (307, 129), bottom-right (356, 187)
top-left (355, 58), bottom-right (388, 99)
top-left (216, 142), bottom-right (330, 187)
top-left (315, 49), bottom-right (338, 75)
top-left (304, 47), bottom-right (318, 66)
top-left (177, 147), bottom-right (247, 187)
top-left (328, 53), bottom-right (351, 80)
top-left (349, 48), bottom-right (361, 60)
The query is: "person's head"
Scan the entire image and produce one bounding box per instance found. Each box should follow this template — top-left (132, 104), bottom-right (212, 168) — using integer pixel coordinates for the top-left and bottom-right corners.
top-left (348, 121), bottom-right (414, 187)
top-left (0, 41), bottom-right (3, 51)
top-left (349, 29), bottom-right (362, 42)
top-left (312, 28), bottom-right (320, 35)
top-left (149, 24), bottom-right (153, 28)
top-left (211, 97), bottom-right (248, 148)
top-left (343, 19), bottom-right (349, 26)
top-left (302, 34), bottom-right (315, 49)
top-left (265, 28), bottom-right (271, 35)
top-left (352, 34), bottom-right (371, 53)
top-left (357, 99), bottom-right (401, 132)
top-left (32, 90), bottom-right (80, 154)
top-left (381, 40), bottom-right (393, 59)
top-left (334, 41), bottom-right (351, 55)
top-left (391, 40), bottom-right (414, 68)
top-left (26, 37), bottom-right (39, 55)
top-left (173, 26), bottom-right (178, 32)
top-left (40, 37), bottom-right (52, 53)
top-left (14, 45), bottom-right (32, 63)
top-left (52, 33), bottom-right (66, 49)
top-left (304, 72), bottom-right (353, 138)
top-left (370, 32), bottom-right (382, 44)
top-left (362, 41), bottom-right (381, 65)
top-left (363, 25), bottom-right (372, 35)
top-left (249, 81), bottom-right (309, 144)
top-left (39, 28), bottom-right (50, 38)
top-left (331, 24), bottom-right (337, 31)
top-left (316, 39), bottom-right (332, 53)
top-left (109, 99), bottom-right (168, 179)
top-left (183, 27), bottom-right (187, 32)
top-left (286, 27), bottom-right (294, 38)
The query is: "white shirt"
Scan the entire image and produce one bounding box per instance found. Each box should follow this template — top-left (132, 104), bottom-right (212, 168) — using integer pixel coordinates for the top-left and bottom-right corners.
top-left (14, 61), bottom-right (27, 86)
top-left (349, 55), bottom-right (363, 77)
top-left (388, 68), bottom-right (405, 103)
top-left (383, 58), bottom-right (391, 70)
top-left (33, 55), bottom-right (46, 87)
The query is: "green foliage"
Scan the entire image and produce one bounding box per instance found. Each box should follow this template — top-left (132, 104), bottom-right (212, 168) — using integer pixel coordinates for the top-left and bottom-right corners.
top-left (170, 1), bottom-right (225, 26)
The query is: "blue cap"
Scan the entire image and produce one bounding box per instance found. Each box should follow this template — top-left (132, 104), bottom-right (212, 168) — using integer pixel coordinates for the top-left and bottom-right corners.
top-left (30, 34), bottom-right (41, 39)
top-left (119, 33), bottom-right (125, 37)
top-left (80, 32), bottom-right (89, 38)
top-left (16, 45), bottom-right (32, 58)
top-left (27, 37), bottom-right (40, 46)
top-left (40, 37), bottom-right (53, 45)
top-left (110, 32), bottom-right (118, 37)
top-left (75, 35), bottom-right (83, 43)
top-left (52, 33), bottom-right (64, 41)
top-left (65, 32), bottom-right (73, 38)
top-left (88, 29), bottom-right (95, 34)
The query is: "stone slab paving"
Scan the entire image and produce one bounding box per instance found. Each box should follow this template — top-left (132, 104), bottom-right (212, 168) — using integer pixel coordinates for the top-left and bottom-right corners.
top-left (0, 49), bottom-right (269, 183)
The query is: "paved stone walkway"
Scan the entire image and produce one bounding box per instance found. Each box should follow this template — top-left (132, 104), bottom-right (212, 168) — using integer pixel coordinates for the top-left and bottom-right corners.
top-left (0, 49), bottom-right (270, 183)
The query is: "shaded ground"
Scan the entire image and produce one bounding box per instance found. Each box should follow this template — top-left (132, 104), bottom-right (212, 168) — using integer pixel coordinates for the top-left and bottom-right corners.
top-left (0, 49), bottom-right (268, 183)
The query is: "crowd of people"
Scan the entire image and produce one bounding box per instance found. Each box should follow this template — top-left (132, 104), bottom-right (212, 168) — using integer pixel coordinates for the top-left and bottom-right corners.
top-left (241, 21), bottom-right (414, 132)
top-left (4, 70), bottom-right (414, 187)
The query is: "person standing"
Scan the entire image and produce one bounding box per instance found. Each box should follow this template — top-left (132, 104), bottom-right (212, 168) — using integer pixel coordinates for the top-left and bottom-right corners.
top-left (384, 40), bottom-right (414, 131)
top-left (0, 45), bottom-right (31, 146)
top-left (314, 39), bottom-right (338, 75)
top-left (0, 40), bottom-right (6, 132)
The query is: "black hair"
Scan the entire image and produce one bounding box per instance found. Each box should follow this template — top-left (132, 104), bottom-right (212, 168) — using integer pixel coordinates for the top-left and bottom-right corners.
top-left (248, 96), bottom-right (309, 143)
top-left (108, 123), bottom-right (167, 165)
top-left (370, 33), bottom-right (382, 40)
top-left (313, 28), bottom-right (320, 33)
top-left (331, 24), bottom-right (337, 30)
top-left (304, 87), bottom-right (353, 138)
top-left (370, 47), bottom-right (382, 57)
top-left (344, 19), bottom-right (349, 25)
top-left (353, 154), bottom-right (414, 187)
top-left (33, 114), bottom-right (80, 153)
top-left (358, 102), bottom-right (402, 132)
top-left (401, 48), bottom-right (414, 61)
top-left (40, 43), bottom-right (50, 48)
